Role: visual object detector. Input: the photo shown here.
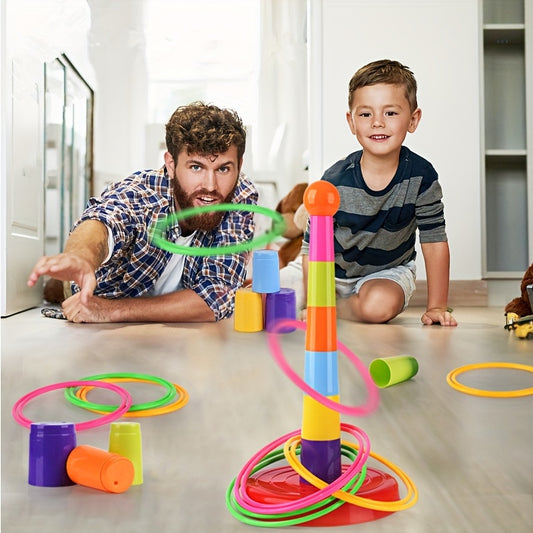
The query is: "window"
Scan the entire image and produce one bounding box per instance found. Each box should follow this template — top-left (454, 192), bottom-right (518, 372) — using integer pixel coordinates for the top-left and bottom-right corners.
top-left (144, 0), bottom-right (260, 129)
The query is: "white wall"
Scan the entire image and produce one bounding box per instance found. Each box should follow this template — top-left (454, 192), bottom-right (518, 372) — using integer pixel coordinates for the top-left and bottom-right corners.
top-left (88, 0), bottom-right (148, 193)
top-left (87, 0), bottom-right (309, 199)
top-left (308, 0), bottom-right (481, 281)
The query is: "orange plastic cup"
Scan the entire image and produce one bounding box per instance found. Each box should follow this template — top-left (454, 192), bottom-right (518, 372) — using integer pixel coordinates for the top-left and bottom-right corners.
top-left (66, 445), bottom-right (134, 493)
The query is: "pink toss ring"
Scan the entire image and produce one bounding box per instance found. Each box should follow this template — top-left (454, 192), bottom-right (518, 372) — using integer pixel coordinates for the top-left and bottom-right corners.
top-left (12, 381), bottom-right (133, 431)
top-left (267, 319), bottom-right (379, 417)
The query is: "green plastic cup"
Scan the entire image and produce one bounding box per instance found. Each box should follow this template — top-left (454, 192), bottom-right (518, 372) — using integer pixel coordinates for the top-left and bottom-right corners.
top-left (108, 422), bottom-right (143, 485)
top-left (369, 355), bottom-right (419, 388)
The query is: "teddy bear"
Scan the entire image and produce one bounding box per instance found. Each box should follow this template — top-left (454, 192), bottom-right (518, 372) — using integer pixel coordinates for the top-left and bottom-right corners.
top-left (274, 182), bottom-right (309, 268)
top-left (504, 263), bottom-right (533, 317)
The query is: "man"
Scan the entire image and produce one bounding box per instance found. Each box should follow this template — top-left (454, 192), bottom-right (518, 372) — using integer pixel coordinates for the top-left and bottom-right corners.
top-left (28, 102), bottom-right (257, 323)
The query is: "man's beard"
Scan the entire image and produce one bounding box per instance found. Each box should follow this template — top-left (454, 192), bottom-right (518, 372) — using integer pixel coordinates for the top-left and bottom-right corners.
top-left (173, 180), bottom-right (236, 234)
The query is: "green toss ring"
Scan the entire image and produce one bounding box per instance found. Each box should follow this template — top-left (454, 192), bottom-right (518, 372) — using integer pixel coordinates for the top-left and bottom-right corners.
top-left (65, 372), bottom-right (177, 412)
top-left (150, 203), bottom-right (286, 257)
top-left (226, 444), bottom-right (367, 527)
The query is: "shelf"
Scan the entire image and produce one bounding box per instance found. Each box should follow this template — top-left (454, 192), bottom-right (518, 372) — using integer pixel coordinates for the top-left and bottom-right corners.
top-left (483, 24), bottom-right (524, 46)
top-left (482, 0), bottom-right (530, 279)
top-left (484, 23), bottom-right (524, 30)
top-left (484, 271), bottom-right (525, 279)
top-left (485, 149), bottom-right (527, 158)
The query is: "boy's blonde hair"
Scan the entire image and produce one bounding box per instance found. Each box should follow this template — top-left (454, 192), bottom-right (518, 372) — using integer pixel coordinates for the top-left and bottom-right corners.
top-left (348, 59), bottom-right (418, 112)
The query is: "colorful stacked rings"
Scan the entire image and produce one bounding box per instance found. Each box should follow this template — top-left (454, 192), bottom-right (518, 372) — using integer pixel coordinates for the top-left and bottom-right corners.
top-left (226, 423), bottom-right (418, 526)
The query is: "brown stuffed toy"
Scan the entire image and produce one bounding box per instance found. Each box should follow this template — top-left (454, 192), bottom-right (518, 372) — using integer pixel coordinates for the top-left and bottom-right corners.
top-left (275, 182), bottom-right (309, 268)
top-left (505, 263), bottom-right (533, 317)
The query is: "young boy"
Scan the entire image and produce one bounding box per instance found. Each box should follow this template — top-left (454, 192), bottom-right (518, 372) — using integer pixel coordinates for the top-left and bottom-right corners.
top-left (283, 59), bottom-right (456, 326)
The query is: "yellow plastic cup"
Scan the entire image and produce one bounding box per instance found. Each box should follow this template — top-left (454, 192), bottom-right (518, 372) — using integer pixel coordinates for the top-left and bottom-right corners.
top-left (369, 355), bottom-right (419, 388)
top-left (108, 422), bottom-right (143, 485)
top-left (234, 288), bottom-right (263, 332)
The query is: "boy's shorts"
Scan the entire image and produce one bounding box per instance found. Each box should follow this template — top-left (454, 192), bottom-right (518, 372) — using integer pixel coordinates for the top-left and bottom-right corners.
top-left (335, 260), bottom-right (417, 311)
top-left (280, 257), bottom-right (416, 311)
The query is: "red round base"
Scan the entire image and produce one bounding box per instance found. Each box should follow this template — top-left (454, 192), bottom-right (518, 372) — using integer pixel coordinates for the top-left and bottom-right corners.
top-left (246, 465), bottom-right (399, 527)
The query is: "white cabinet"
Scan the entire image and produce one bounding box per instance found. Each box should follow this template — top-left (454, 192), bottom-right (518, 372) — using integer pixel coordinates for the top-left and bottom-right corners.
top-left (0, 52), bottom-right (46, 317)
top-left (481, 0), bottom-right (533, 277)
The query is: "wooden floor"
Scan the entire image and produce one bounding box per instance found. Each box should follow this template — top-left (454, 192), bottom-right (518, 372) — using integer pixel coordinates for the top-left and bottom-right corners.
top-left (1, 306), bottom-right (532, 533)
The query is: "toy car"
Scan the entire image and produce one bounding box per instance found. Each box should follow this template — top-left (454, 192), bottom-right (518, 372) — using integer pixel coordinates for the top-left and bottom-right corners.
top-left (505, 312), bottom-right (533, 339)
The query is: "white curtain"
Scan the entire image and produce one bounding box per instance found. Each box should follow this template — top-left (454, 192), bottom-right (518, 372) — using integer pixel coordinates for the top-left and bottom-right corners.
top-left (254, 0), bottom-right (309, 198)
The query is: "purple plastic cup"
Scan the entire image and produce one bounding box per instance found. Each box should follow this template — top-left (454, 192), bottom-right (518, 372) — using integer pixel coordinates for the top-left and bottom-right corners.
top-left (265, 288), bottom-right (296, 333)
top-left (28, 422), bottom-right (77, 487)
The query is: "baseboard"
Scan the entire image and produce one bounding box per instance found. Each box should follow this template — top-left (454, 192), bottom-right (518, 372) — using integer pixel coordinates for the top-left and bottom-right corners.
top-left (410, 280), bottom-right (488, 307)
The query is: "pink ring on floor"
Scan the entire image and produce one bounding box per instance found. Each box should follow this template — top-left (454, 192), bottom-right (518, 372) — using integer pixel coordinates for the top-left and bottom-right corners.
top-left (12, 380), bottom-right (132, 431)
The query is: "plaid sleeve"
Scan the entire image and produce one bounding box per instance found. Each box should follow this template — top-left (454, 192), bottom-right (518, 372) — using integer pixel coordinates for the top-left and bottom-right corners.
top-left (75, 174), bottom-right (169, 258)
top-left (70, 172), bottom-right (172, 297)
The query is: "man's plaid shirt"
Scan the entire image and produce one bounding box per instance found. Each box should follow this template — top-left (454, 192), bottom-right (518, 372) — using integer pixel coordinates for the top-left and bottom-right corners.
top-left (72, 166), bottom-right (258, 321)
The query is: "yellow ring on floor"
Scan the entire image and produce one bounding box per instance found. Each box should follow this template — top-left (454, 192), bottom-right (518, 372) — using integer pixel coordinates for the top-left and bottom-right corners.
top-left (76, 377), bottom-right (189, 417)
top-left (446, 362), bottom-right (533, 398)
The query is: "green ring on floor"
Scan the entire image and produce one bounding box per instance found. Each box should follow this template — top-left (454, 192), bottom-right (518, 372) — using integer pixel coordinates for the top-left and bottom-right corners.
top-left (65, 372), bottom-right (177, 412)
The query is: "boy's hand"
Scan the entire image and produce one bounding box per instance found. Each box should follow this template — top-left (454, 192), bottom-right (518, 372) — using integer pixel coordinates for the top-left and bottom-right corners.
top-left (421, 308), bottom-right (457, 327)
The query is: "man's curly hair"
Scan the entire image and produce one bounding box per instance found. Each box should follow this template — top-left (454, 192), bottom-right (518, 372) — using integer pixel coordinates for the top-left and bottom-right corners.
top-left (165, 102), bottom-right (246, 162)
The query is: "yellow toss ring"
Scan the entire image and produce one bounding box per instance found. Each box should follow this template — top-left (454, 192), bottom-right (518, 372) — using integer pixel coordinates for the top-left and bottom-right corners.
top-left (283, 435), bottom-right (418, 512)
top-left (446, 362), bottom-right (533, 398)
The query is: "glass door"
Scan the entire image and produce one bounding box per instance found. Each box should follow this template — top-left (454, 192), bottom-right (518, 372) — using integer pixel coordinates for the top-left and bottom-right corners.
top-left (44, 55), bottom-right (93, 256)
